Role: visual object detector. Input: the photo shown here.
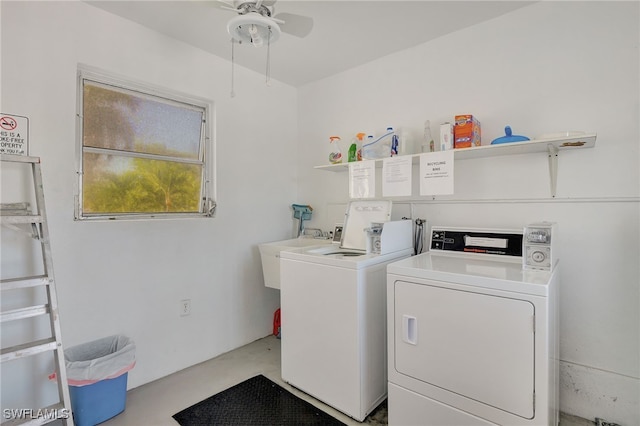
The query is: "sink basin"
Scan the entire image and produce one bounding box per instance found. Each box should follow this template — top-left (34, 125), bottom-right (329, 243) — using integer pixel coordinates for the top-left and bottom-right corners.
top-left (259, 238), bottom-right (332, 289)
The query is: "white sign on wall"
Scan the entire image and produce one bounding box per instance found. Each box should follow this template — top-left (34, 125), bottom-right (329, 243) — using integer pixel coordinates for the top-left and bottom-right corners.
top-left (349, 161), bottom-right (376, 199)
top-left (0, 113), bottom-right (29, 156)
top-left (382, 156), bottom-right (412, 197)
top-left (419, 150), bottom-right (454, 196)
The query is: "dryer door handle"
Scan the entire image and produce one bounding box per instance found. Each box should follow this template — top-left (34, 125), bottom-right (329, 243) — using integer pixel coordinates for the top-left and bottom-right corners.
top-left (402, 315), bottom-right (418, 345)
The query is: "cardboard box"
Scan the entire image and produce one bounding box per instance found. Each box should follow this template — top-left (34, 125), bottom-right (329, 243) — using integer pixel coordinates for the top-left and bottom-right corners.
top-left (454, 115), bottom-right (481, 148)
top-left (440, 122), bottom-right (453, 151)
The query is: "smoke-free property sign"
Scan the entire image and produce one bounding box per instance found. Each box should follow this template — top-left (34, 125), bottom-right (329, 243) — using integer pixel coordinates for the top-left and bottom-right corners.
top-left (0, 114), bottom-right (29, 156)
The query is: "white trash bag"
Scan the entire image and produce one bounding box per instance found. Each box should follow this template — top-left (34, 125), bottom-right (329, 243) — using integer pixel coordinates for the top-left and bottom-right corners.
top-left (64, 335), bottom-right (136, 386)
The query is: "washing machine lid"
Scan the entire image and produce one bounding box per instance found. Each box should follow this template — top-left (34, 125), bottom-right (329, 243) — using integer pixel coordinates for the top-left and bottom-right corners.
top-left (340, 200), bottom-right (392, 251)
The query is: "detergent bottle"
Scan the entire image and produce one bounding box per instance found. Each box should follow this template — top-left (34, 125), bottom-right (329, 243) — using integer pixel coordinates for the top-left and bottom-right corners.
top-left (362, 127), bottom-right (395, 159)
top-left (328, 136), bottom-right (343, 164)
top-left (390, 127), bottom-right (400, 156)
top-left (362, 135), bottom-right (375, 160)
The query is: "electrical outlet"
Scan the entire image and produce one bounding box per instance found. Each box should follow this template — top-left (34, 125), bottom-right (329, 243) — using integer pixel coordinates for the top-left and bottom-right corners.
top-left (180, 299), bottom-right (191, 316)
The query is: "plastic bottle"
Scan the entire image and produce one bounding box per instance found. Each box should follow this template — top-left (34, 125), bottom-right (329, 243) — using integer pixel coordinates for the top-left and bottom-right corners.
top-left (383, 127), bottom-right (396, 157)
top-left (422, 120), bottom-right (434, 153)
top-left (363, 127), bottom-right (395, 159)
top-left (399, 129), bottom-right (412, 155)
top-left (362, 135), bottom-right (375, 160)
top-left (356, 133), bottom-right (365, 161)
top-left (390, 127), bottom-right (399, 156)
top-left (328, 136), bottom-right (342, 164)
top-left (348, 141), bottom-right (357, 162)
top-left (347, 132), bottom-right (365, 162)
top-left (348, 133), bottom-right (365, 162)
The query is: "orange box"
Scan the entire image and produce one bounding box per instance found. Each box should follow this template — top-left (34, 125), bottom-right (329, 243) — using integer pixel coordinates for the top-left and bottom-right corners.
top-left (454, 115), bottom-right (481, 148)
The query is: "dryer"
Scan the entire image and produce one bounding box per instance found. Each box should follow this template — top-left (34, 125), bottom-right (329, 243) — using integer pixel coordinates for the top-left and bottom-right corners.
top-left (280, 200), bottom-right (414, 421)
top-left (387, 226), bottom-right (559, 426)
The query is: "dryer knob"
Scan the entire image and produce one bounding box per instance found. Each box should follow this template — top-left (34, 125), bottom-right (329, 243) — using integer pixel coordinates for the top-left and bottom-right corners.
top-left (532, 251), bottom-right (546, 263)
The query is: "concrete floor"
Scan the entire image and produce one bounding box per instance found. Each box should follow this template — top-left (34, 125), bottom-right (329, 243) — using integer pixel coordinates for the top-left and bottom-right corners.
top-left (103, 335), bottom-right (595, 426)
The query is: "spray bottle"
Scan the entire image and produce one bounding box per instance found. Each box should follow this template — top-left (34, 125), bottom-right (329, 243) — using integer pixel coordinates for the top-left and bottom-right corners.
top-left (348, 132), bottom-right (366, 162)
top-left (356, 132), bottom-right (365, 161)
top-left (328, 136), bottom-right (343, 164)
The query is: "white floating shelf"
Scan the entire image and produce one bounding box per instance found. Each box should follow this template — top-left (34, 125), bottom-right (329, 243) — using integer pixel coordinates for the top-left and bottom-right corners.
top-left (313, 133), bottom-right (597, 172)
top-left (313, 132), bottom-right (596, 198)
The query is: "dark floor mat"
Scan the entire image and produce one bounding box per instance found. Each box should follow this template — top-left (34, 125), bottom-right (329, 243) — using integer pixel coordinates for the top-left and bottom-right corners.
top-left (172, 374), bottom-right (347, 426)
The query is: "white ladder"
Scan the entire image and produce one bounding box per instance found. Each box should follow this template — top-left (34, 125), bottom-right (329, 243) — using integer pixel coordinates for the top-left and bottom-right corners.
top-left (1, 154), bottom-right (74, 426)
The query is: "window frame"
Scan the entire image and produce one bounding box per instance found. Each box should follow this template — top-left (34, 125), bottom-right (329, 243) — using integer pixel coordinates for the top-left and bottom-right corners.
top-left (75, 65), bottom-right (216, 221)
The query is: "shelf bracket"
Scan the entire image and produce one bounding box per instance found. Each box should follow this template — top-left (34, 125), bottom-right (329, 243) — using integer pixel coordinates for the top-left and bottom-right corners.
top-left (547, 143), bottom-right (559, 198)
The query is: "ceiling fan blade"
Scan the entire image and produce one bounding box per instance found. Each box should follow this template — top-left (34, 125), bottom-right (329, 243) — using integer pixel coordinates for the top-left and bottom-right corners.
top-left (219, 5), bottom-right (240, 13)
top-left (274, 13), bottom-right (314, 38)
top-left (215, 0), bottom-right (239, 12)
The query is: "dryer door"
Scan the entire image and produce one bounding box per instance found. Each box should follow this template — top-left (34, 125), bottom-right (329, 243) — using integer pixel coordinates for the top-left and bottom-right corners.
top-left (393, 280), bottom-right (535, 419)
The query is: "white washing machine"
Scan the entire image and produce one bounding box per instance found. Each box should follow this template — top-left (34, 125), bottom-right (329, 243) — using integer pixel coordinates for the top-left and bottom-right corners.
top-left (280, 200), bottom-right (414, 421)
top-left (387, 226), bottom-right (559, 426)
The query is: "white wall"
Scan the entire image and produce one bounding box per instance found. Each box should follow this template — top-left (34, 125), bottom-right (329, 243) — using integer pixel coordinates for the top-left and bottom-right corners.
top-left (1, 0), bottom-right (298, 411)
top-left (2, 1), bottom-right (638, 424)
top-left (297, 2), bottom-right (639, 425)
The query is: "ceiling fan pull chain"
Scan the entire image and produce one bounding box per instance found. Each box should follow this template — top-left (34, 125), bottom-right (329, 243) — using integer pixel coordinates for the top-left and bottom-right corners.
top-left (230, 38), bottom-right (236, 98)
top-left (265, 26), bottom-right (271, 86)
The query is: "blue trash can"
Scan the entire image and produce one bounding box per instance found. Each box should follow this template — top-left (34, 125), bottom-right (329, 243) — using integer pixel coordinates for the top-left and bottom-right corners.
top-left (65, 335), bottom-right (136, 426)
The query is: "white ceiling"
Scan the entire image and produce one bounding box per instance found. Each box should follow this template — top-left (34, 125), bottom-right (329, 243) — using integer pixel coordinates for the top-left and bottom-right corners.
top-left (85, 0), bottom-right (535, 87)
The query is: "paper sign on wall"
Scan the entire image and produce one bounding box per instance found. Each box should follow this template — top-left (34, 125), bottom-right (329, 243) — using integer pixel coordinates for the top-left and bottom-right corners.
top-left (0, 114), bottom-right (29, 156)
top-left (382, 156), bottom-right (412, 197)
top-left (349, 161), bottom-right (375, 199)
top-left (419, 150), bottom-right (454, 196)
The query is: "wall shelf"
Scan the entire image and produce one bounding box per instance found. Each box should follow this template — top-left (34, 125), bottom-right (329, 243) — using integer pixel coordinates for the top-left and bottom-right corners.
top-left (313, 132), bottom-right (596, 197)
top-left (314, 133), bottom-right (596, 171)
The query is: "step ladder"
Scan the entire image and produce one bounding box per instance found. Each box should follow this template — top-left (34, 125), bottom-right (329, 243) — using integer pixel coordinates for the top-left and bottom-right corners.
top-left (1, 154), bottom-right (74, 426)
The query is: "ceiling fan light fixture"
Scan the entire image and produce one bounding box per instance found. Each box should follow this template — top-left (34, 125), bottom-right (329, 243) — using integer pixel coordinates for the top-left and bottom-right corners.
top-left (227, 13), bottom-right (281, 47)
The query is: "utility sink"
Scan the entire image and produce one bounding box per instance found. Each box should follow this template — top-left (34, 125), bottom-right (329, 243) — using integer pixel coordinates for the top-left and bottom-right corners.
top-left (259, 238), bottom-right (332, 289)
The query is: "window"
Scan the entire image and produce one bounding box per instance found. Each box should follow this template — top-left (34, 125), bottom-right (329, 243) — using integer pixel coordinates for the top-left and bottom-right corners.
top-left (75, 66), bottom-right (215, 220)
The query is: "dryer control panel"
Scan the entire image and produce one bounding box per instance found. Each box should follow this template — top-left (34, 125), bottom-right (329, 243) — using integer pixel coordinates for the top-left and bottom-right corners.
top-left (523, 222), bottom-right (557, 271)
top-left (430, 227), bottom-right (523, 257)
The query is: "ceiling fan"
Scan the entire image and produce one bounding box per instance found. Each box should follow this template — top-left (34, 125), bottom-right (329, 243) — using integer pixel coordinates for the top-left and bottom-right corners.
top-left (217, 0), bottom-right (313, 95)
top-left (218, 0), bottom-right (314, 48)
